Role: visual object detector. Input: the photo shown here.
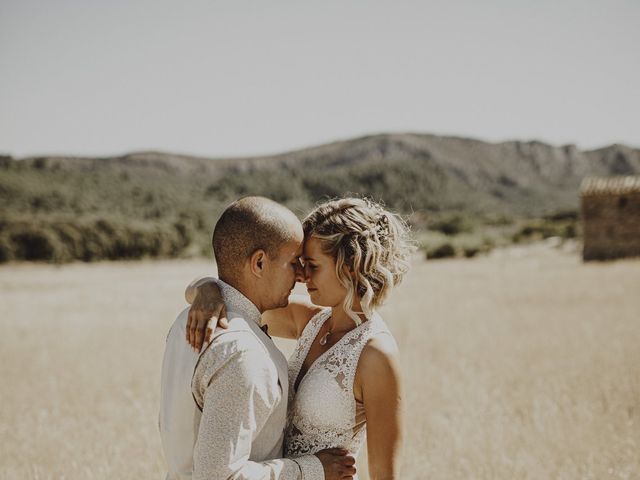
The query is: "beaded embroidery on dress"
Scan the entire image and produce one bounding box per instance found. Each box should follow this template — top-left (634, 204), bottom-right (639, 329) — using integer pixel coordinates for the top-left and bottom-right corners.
top-left (284, 308), bottom-right (393, 462)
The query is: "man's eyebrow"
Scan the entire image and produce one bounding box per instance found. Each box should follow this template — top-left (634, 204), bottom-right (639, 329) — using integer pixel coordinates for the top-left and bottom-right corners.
top-left (302, 255), bottom-right (316, 261)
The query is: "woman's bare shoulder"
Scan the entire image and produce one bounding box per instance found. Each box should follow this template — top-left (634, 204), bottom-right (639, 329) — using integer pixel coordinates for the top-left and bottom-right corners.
top-left (287, 295), bottom-right (325, 335)
top-left (262, 295), bottom-right (324, 339)
top-left (287, 294), bottom-right (323, 316)
top-left (355, 331), bottom-right (402, 405)
top-left (358, 333), bottom-right (401, 380)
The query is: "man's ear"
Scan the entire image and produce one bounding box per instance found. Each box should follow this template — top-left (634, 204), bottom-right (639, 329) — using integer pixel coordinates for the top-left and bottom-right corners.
top-left (249, 249), bottom-right (267, 278)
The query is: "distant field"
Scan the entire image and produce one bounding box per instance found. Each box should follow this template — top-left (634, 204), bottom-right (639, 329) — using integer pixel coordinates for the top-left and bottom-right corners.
top-left (1, 244), bottom-right (639, 479)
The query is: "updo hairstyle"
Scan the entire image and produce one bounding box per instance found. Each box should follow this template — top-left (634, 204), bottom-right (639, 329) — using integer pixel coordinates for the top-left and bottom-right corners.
top-left (302, 198), bottom-right (414, 325)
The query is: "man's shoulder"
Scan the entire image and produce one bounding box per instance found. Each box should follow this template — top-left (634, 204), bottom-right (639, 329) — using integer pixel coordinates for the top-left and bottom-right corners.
top-left (209, 316), bottom-right (266, 351)
top-left (165, 308), bottom-right (263, 357)
top-left (192, 320), bottom-right (280, 405)
top-left (196, 318), bottom-right (275, 376)
top-left (164, 306), bottom-right (195, 358)
top-left (167, 306), bottom-right (191, 338)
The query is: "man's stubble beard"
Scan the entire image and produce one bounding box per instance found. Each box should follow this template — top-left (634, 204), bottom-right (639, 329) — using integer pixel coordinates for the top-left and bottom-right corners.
top-left (277, 296), bottom-right (290, 309)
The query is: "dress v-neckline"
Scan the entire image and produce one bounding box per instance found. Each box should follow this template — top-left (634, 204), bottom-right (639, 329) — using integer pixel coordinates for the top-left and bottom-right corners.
top-left (293, 310), bottom-right (368, 393)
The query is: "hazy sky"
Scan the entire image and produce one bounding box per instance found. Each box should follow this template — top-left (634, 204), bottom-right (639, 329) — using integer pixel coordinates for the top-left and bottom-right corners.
top-left (1, 0), bottom-right (639, 158)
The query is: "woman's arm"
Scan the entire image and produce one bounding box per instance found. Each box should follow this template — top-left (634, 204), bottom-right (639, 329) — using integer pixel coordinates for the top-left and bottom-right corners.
top-left (186, 277), bottom-right (321, 344)
top-left (358, 336), bottom-right (403, 480)
top-left (186, 276), bottom-right (218, 304)
top-left (261, 294), bottom-right (322, 339)
top-left (185, 277), bottom-right (228, 350)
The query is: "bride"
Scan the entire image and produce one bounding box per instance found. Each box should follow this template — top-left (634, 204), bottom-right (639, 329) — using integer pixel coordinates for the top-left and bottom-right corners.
top-left (186, 198), bottom-right (413, 479)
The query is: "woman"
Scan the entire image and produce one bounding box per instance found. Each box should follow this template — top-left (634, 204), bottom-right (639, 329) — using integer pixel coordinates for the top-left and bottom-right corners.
top-left (187, 198), bottom-right (413, 479)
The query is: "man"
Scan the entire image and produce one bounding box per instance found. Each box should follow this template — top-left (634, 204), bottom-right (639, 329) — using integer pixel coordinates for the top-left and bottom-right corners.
top-left (159, 197), bottom-right (355, 480)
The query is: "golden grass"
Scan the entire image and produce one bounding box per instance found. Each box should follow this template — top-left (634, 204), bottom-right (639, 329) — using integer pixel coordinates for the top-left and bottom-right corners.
top-left (1, 244), bottom-right (639, 479)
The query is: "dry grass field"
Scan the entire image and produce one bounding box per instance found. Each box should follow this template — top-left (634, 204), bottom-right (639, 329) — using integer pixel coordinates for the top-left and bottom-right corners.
top-left (1, 242), bottom-right (639, 479)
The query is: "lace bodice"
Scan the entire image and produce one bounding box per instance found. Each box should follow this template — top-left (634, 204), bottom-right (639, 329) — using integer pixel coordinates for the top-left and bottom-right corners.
top-left (284, 308), bottom-right (392, 461)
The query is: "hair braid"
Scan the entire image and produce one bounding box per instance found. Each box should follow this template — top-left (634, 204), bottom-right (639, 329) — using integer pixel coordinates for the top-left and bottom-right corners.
top-left (303, 197), bottom-right (415, 325)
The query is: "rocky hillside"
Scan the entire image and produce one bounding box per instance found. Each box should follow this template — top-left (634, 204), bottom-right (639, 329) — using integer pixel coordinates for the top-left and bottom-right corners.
top-left (1, 133), bottom-right (638, 262)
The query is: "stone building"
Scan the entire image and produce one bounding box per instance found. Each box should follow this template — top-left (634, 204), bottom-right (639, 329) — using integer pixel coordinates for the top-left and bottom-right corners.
top-left (581, 175), bottom-right (640, 261)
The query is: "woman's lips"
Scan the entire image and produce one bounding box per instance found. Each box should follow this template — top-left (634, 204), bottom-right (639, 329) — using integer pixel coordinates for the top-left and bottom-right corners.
top-left (307, 287), bottom-right (317, 292)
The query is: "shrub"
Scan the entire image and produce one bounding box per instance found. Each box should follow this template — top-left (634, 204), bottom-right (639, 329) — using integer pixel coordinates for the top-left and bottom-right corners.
top-left (0, 216), bottom-right (201, 263)
top-left (427, 243), bottom-right (456, 259)
top-left (9, 227), bottom-right (62, 261)
top-left (545, 210), bottom-right (578, 222)
top-left (461, 236), bottom-right (495, 258)
top-left (430, 214), bottom-right (474, 236)
top-left (464, 246), bottom-right (480, 258)
top-left (563, 224), bottom-right (577, 239)
top-left (483, 213), bottom-right (514, 226)
top-left (0, 236), bottom-right (12, 262)
top-left (513, 221), bottom-right (566, 242)
top-left (0, 155), bottom-right (12, 169)
top-left (50, 223), bottom-right (84, 261)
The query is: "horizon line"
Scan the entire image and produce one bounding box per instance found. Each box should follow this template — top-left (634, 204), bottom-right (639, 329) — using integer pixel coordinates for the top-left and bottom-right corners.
top-left (3, 130), bottom-right (638, 161)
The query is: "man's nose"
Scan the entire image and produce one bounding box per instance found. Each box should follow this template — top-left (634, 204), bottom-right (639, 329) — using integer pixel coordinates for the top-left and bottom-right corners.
top-left (294, 261), bottom-right (306, 282)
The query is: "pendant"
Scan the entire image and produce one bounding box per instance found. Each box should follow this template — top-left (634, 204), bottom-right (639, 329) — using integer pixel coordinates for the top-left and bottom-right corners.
top-left (319, 331), bottom-right (331, 346)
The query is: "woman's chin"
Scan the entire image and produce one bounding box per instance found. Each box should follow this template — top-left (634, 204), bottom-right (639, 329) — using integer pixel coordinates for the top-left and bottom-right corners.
top-left (308, 291), bottom-right (331, 307)
top-left (307, 290), bottom-right (321, 302)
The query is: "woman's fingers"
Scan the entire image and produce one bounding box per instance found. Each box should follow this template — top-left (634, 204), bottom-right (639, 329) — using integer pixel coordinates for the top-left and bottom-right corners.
top-left (194, 316), bottom-right (204, 351)
top-left (188, 310), bottom-right (198, 349)
top-left (196, 309), bottom-right (213, 351)
top-left (187, 303), bottom-right (230, 351)
top-left (204, 306), bottom-right (226, 344)
top-left (194, 305), bottom-right (230, 350)
top-left (218, 306), bottom-right (229, 329)
top-left (186, 309), bottom-right (193, 342)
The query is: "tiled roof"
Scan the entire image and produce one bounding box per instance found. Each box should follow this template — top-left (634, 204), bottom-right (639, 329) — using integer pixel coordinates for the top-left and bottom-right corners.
top-left (581, 175), bottom-right (640, 196)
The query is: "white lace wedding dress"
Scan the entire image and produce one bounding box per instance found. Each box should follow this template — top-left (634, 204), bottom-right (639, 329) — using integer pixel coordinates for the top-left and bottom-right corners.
top-left (284, 308), bottom-right (394, 474)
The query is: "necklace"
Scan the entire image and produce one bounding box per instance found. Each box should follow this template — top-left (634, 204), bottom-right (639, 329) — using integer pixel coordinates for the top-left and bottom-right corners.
top-left (319, 330), bottom-right (332, 346)
top-left (317, 308), bottom-right (370, 346)
top-left (318, 319), bottom-right (356, 346)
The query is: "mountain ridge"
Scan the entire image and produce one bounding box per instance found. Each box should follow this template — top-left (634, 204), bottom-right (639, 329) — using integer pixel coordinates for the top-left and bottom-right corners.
top-left (3, 132), bottom-right (640, 218)
top-left (2, 132), bottom-right (638, 262)
top-left (12, 131), bottom-right (639, 163)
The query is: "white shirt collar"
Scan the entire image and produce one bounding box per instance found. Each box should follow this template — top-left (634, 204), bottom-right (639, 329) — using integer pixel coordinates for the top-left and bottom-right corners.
top-left (218, 279), bottom-right (262, 327)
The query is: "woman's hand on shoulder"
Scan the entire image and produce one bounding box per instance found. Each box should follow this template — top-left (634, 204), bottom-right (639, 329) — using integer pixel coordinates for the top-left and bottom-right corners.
top-left (185, 277), bottom-right (228, 352)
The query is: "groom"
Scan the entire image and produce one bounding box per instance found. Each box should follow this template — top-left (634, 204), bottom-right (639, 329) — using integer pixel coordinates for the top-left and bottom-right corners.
top-left (159, 197), bottom-right (356, 480)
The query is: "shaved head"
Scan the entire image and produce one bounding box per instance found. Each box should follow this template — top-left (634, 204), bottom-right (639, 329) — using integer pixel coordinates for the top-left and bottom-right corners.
top-left (212, 196), bottom-right (302, 285)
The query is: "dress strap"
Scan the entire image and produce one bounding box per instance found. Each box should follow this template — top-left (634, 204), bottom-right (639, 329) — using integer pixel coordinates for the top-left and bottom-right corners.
top-left (287, 308), bottom-right (331, 403)
top-left (339, 313), bottom-right (391, 387)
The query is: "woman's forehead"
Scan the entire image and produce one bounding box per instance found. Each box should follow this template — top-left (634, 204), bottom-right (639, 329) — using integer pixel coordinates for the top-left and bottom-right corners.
top-left (303, 236), bottom-right (326, 258)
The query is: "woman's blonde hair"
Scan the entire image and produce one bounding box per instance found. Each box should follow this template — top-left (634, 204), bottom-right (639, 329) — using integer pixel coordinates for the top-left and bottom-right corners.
top-left (303, 197), bottom-right (414, 325)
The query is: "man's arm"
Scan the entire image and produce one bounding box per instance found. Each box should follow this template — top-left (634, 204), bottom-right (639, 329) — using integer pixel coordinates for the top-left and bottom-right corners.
top-left (192, 337), bottom-right (325, 480)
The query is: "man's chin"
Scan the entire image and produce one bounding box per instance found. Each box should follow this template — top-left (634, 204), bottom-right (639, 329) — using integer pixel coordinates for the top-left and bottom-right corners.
top-left (273, 297), bottom-right (289, 309)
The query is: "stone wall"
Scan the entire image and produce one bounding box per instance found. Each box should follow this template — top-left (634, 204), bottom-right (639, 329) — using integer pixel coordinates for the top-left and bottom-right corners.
top-left (582, 192), bottom-right (640, 260)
